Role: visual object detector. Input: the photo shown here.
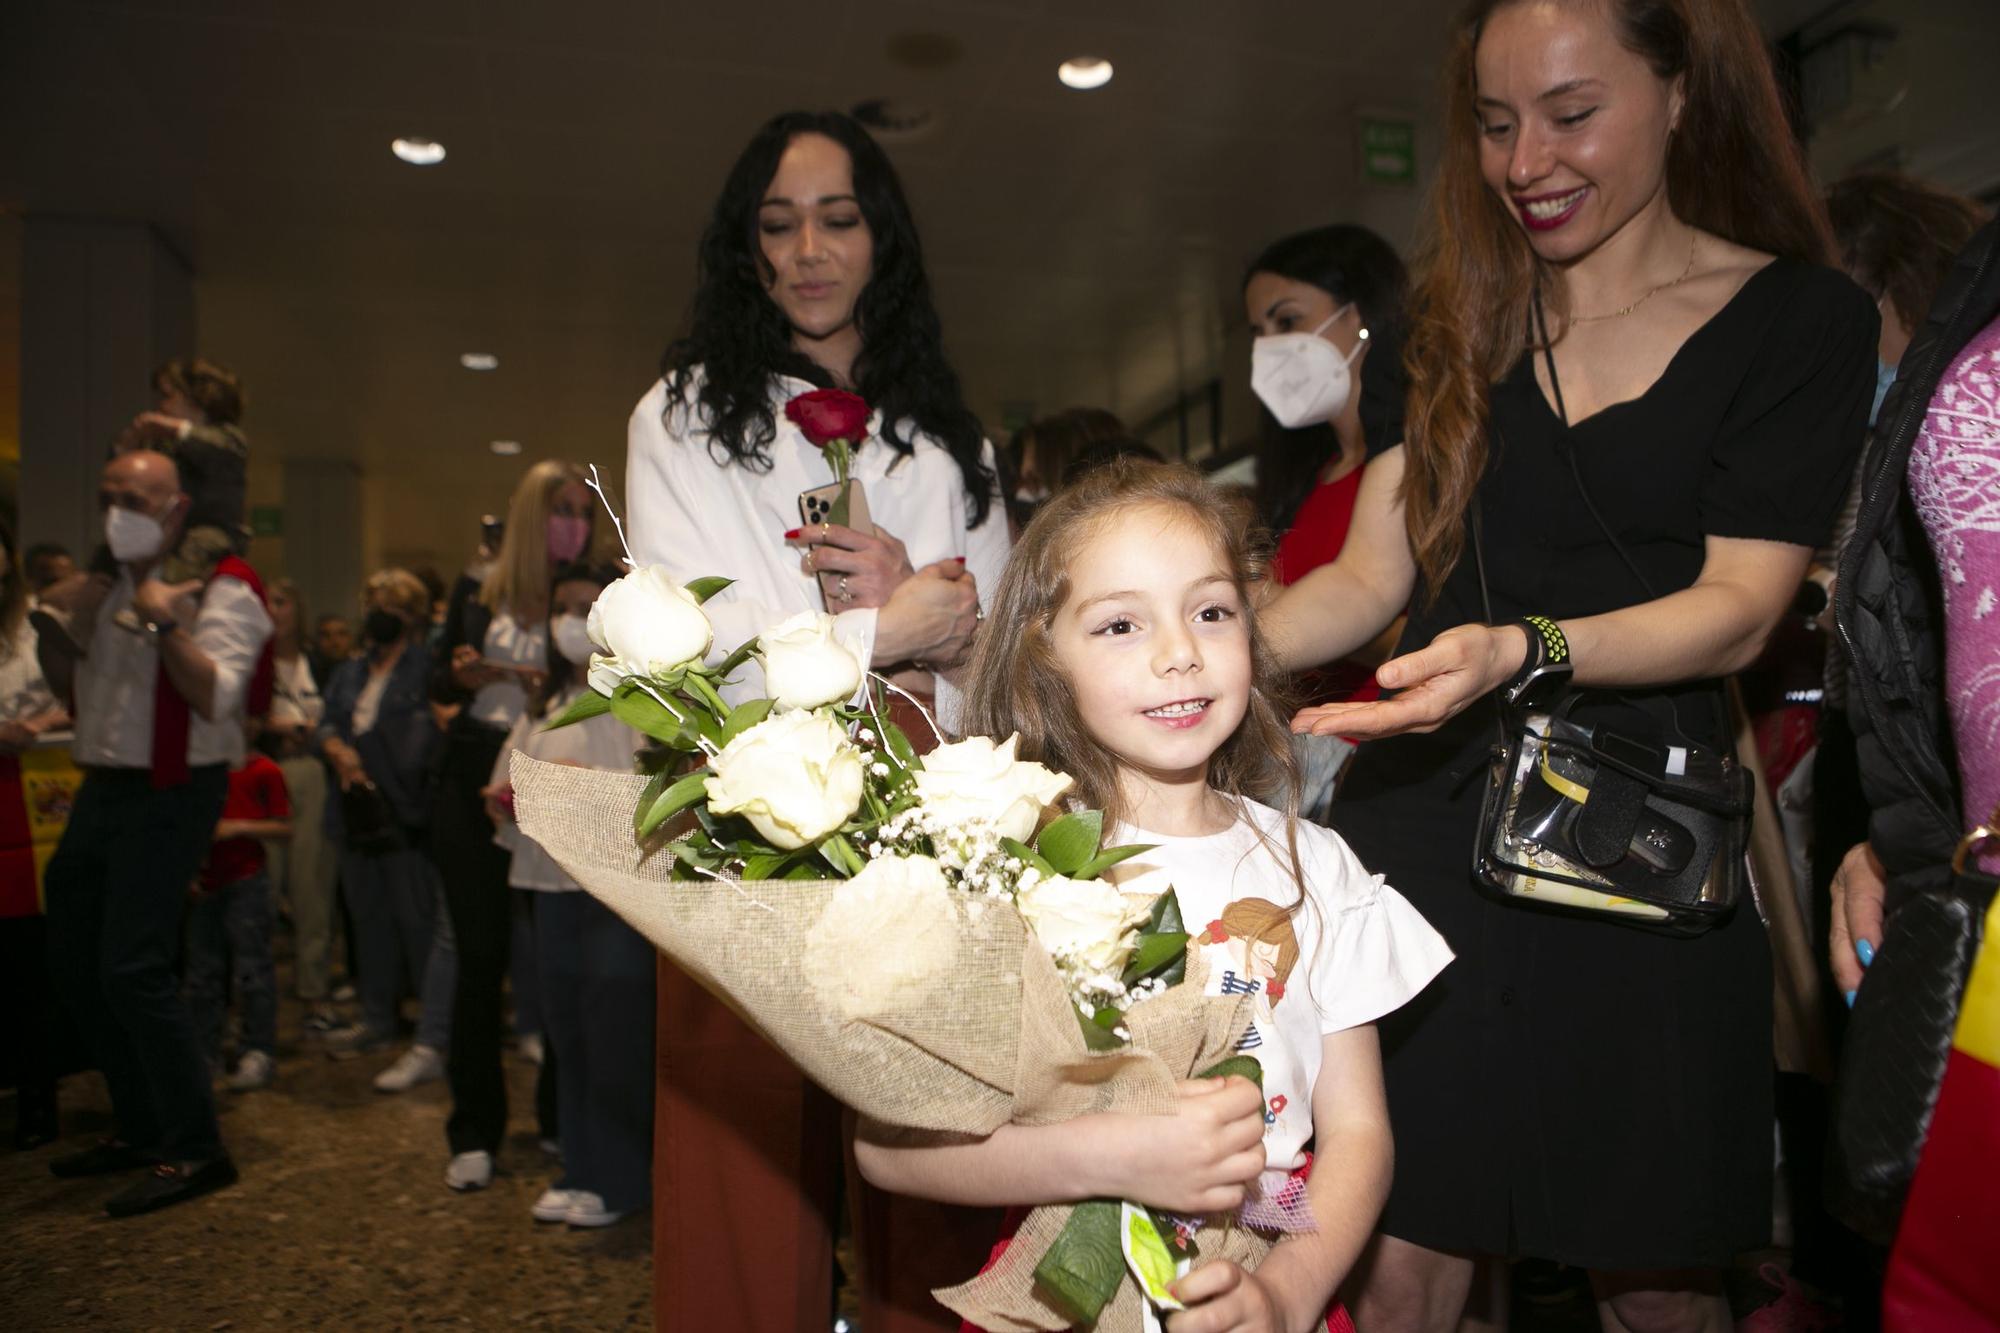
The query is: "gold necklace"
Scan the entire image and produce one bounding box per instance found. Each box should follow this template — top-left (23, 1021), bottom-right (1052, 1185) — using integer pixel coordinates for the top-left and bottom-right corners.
top-left (1572, 232), bottom-right (1700, 322)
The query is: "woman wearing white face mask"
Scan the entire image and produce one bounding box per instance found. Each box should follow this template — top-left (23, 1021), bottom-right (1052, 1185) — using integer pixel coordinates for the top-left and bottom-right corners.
top-left (481, 563), bottom-right (652, 1230)
top-left (1245, 225), bottom-right (1409, 812)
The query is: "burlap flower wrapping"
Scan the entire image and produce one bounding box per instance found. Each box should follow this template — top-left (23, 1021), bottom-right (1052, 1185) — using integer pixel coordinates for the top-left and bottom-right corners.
top-left (512, 753), bottom-right (1270, 1330)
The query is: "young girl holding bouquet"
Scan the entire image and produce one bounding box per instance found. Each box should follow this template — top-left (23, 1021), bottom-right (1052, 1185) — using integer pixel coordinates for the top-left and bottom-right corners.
top-left (857, 461), bottom-right (1452, 1331)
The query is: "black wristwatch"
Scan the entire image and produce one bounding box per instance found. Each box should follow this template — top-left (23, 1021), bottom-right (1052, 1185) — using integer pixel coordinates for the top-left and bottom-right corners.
top-left (1499, 615), bottom-right (1571, 712)
top-left (145, 616), bottom-right (179, 639)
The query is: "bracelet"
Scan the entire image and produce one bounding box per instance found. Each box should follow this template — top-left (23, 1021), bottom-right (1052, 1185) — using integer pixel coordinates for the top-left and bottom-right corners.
top-left (1498, 615), bottom-right (1571, 711)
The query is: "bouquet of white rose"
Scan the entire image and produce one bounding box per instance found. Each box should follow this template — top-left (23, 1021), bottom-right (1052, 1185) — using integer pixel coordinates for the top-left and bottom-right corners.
top-left (513, 564), bottom-right (1287, 1330)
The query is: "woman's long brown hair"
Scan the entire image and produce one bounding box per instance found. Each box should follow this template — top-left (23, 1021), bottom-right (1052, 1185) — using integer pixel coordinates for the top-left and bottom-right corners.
top-left (1402, 0), bottom-right (1837, 597)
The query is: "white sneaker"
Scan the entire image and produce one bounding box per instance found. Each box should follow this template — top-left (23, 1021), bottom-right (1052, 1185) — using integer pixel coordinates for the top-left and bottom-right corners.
top-left (373, 1044), bottom-right (444, 1093)
top-left (445, 1150), bottom-right (493, 1192)
top-left (564, 1190), bottom-right (627, 1228)
top-left (531, 1187), bottom-right (580, 1223)
top-left (515, 1033), bottom-right (544, 1066)
top-left (225, 1050), bottom-right (276, 1092)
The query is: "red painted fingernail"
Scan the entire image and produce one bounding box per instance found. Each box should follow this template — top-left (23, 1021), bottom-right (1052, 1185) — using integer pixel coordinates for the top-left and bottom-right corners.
top-left (782, 528), bottom-right (801, 540)
top-left (953, 556), bottom-right (966, 564)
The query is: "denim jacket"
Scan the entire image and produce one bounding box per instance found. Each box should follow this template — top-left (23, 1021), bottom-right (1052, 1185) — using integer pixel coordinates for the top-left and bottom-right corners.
top-left (316, 640), bottom-right (440, 839)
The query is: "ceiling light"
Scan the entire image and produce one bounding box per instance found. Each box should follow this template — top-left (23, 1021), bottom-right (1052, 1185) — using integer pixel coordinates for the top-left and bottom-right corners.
top-left (459, 352), bottom-right (498, 371)
top-left (392, 136), bottom-right (446, 165)
top-left (1057, 57), bottom-right (1113, 91)
top-left (490, 440), bottom-right (522, 456)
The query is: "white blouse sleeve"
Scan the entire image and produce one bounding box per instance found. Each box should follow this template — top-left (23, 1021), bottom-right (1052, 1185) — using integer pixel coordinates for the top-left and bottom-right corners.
top-left (931, 439), bottom-right (1011, 734)
top-left (1306, 830), bottom-right (1455, 1035)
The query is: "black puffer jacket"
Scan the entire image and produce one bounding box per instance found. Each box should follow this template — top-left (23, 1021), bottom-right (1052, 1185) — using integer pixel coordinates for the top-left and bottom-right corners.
top-left (1829, 217), bottom-right (2000, 1241)
top-left (1836, 217), bottom-right (2000, 903)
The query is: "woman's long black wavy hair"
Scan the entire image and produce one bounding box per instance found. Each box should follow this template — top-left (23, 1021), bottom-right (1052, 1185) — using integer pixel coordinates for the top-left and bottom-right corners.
top-left (1242, 224), bottom-right (1408, 533)
top-left (662, 110), bottom-right (996, 528)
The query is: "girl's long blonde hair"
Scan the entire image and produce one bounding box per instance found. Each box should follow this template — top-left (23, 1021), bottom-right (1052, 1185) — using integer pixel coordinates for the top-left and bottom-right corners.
top-left (480, 460), bottom-right (590, 621)
top-left (1401, 0), bottom-right (1837, 598)
top-left (961, 460), bottom-right (1303, 875)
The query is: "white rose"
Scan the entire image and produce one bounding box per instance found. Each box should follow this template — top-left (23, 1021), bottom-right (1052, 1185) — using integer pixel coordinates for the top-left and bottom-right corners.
top-left (758, 610), bottom-right (864, 712)
top-left (913, 734), bottom-right (1073, 849)
top-left (805, 854), bottom-right (961, 1018)
top-left (585, 566), bottom-right (714, 686)
top-left (1014, 873), bottom-right (1150, 976)
top-left (704, 710), bottom-right (865, 850)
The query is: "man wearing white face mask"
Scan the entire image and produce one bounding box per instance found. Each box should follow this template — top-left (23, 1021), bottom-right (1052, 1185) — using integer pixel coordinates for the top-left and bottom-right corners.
top-left (36, 449), bottom-right (273, 1218)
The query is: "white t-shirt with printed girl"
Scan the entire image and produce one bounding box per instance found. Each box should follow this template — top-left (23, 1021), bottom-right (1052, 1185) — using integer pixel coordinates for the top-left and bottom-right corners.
top-left (1111, 798), bottom-right (1452, 1175)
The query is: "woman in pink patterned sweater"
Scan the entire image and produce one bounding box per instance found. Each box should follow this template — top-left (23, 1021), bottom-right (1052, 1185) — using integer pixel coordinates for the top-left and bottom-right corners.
top-left (1908, 313), bottom-right (2000, 865)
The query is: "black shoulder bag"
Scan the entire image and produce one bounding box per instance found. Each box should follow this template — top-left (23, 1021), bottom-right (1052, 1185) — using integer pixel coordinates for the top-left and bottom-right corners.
top-left (1469, 298), bottom-right (1755, 935)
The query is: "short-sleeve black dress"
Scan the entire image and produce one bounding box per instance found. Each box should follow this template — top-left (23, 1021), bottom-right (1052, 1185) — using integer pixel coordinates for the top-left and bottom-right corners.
top-left (1334, 259), bottom-right (1876, 1269)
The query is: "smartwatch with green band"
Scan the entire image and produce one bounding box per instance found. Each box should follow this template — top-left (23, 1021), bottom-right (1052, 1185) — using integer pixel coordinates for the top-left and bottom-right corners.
top-left (1499, 614), bottom-right (1571, 712)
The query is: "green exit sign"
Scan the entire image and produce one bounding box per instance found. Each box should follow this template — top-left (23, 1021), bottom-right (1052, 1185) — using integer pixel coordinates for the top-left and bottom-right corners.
top-left (1359, 117), bottom-right (1417, 186)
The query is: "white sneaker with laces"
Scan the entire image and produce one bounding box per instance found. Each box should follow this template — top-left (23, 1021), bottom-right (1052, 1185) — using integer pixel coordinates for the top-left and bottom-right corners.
top-left (225, 1050), bottom-right (276, 1092)
top-left (373, 1044), bottom-right (444, 1093)
top-left (531, 1187), bottom-right (580, 1223)
top-left (445, 1150), bottom-right (493, 1192)
top-left (564, 1190), bottom-right (627, 1228)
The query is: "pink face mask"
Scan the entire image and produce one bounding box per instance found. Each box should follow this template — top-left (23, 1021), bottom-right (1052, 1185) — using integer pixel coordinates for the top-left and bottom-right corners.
top-left (546, 514), bottom-right (590, 562)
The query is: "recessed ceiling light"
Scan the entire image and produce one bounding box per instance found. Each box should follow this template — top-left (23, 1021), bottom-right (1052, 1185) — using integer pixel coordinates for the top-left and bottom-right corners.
top-left (1057, 57), bottom-right (1113, 91)
top-left (392, 136), bottom-right (446, 165)
top-left (459, 352), bottom-right (498, 371)
top-left (490, 440), bottom-right (522, 456)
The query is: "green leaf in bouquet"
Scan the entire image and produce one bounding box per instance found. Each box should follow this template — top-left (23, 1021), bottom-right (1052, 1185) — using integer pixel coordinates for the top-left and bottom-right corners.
top-left (1034, 1198), bottom-right (1123, 1327)
top-left (1075, 842), bottom-right (1154, 881)
top-left (1000, 837), bottom-right (1057, 878)
top-left (1120, 930), bottom-right (1191, 986)
top-left (740, 851), bottom-right (793, 880)
top-left (610, 683), bottom-right (703, 749)
top-left (638, 769), bottom-right (711, 838)
top-left (544, 687), bottom-right (612, 731)
top-left (717, 697), bottom-right (774, 746)
top-left (880, 718), bottom-right (919, 772)
top-left (1138, 888), bottom-right (1189, 987)
top-left (709, 636), bottom-right (760, 683)
top-left (1036, 810), bottom-right (1103, 876)
top-left (819, 832), bottom-right (865, 877)
top-left (683, 575), bottom-right (734, 604)
top-left (633, 770), bottom-right (668, 837)
top-left (1196, 1053), bottom-right (1264, 1089)
top-left (1076, 1003), bottom-right (1126, 1052)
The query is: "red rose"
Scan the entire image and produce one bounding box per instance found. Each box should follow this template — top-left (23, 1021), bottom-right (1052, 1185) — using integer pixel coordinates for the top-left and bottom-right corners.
top-left (785, 388), bottom-right (871, 448)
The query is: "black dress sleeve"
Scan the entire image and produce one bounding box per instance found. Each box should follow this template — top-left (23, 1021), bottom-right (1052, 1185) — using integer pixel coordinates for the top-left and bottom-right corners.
top-left (1358, 323), bottom-right (1408, 459)
top-left (1699, 264), bottom-right (1879, 546)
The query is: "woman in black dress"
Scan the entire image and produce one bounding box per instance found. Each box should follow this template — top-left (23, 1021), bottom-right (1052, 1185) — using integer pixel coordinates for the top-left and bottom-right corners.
top-left (1262, 1), bottom-right (1876, 1328)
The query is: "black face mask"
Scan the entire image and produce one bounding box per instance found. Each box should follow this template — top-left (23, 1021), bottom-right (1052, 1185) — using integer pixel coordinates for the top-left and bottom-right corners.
top-left (363, 609), bottom-right (405, 645)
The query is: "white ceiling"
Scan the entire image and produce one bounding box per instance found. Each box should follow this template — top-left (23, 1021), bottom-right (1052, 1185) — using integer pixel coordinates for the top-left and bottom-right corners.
top-left (3, 0), bottom-right (1462, 490)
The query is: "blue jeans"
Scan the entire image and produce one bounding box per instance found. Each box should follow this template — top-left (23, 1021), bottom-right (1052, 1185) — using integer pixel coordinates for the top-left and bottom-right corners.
top-left (45, 766), bottom-right (230, 1162)
top-left (185, 869), bottom-right (278, 1059)
top-left (341, 846), bottom-right (455, 1050)
top-left (534, 890), bottom-right (655, 1213)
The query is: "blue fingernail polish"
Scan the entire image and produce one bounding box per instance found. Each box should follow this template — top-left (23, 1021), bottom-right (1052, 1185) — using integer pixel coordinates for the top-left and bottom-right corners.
top-left (1844, 990), bottom-right (1857, 1008)
top-left (1857, 939), bottom-right (1875, 967)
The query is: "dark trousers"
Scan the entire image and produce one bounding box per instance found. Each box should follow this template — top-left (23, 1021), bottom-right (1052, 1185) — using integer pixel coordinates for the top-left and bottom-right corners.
top-left (45, 765), bottom-right (230, 1162)
top-left (185, 869), bottom-right (278, 1059)
top-left (535, 889), bottom-right (654, 1213)
top-left (435, 723), bottom-right (516, 1156)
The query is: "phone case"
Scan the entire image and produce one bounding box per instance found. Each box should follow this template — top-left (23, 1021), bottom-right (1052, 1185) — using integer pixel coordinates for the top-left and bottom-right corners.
top-left (797, 480), bottom-right (872, 610)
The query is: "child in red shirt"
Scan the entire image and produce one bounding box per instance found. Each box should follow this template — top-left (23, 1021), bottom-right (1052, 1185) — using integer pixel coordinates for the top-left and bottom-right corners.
top-left (186, 734), bottom-right (292, 1092)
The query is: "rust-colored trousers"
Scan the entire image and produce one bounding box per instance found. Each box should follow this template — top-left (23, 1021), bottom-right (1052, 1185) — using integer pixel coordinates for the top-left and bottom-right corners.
top-left (651, 690), bottom-right (1003, 1331)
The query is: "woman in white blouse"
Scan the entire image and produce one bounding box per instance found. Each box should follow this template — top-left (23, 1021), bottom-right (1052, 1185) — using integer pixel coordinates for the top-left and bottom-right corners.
top-left (263, 578), bottom-right (340, 1032)
top-left (625, 110), bottom-right (1006, 1332)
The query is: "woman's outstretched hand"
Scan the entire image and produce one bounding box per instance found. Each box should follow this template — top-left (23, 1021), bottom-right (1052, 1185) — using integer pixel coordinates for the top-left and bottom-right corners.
top-left (1292, 622), bottom-right (1528, 740)
top-left (787, 521), bottom-right (915, 609)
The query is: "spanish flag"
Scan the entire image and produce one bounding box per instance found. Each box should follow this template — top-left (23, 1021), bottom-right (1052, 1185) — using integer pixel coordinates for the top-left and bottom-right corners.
top-left (1884, 889), bottom-right (2000, 1330)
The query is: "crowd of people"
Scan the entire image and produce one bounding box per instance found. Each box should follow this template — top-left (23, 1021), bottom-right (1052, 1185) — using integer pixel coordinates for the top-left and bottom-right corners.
top-left (4, 0), bottom-right (1994, 1327)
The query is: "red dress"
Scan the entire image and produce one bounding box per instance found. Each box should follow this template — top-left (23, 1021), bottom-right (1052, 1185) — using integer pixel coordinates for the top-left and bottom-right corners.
top-left (1271, 467), bottom-right (1379, 706)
